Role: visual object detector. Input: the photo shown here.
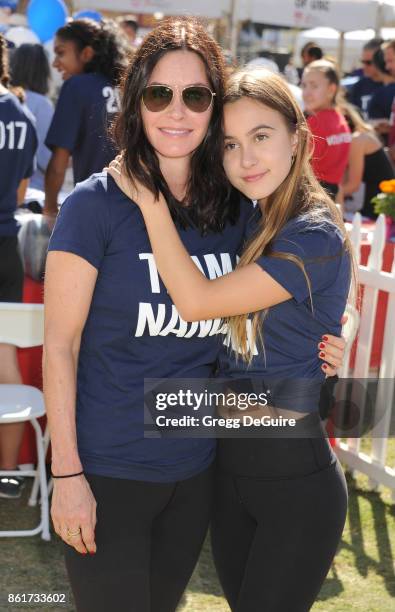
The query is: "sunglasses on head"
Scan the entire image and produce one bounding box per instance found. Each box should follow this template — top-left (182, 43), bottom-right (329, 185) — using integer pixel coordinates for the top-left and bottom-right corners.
top-left (142, 84), bottom-right (216, 113)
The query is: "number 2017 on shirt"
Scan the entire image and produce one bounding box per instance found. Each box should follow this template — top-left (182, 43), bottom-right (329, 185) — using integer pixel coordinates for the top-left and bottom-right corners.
top-left (0, 121), bottom-right (27, 150)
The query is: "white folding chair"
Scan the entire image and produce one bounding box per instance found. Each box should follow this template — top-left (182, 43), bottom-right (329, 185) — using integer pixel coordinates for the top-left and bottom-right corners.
top-left (0, 302), bottom-right (50, 540)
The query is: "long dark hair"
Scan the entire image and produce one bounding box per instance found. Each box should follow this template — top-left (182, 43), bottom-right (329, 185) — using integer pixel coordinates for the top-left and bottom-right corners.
top-left (113, 16), bottom-right (238, 233)
top-left (55, 19), bottom-right (129, 86)
top-left (10, 44), bottom-right (50, 95)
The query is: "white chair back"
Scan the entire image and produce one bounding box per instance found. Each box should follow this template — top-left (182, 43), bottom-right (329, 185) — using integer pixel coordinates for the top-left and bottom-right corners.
top-left (0, 303), bottom-right (44, 347)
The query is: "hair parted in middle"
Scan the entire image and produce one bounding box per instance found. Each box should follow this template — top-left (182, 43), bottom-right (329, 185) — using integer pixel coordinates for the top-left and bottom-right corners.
top-left (224, 68), bottom-right (355, 361)
top-left (113, 16), bottom-right (238, 233)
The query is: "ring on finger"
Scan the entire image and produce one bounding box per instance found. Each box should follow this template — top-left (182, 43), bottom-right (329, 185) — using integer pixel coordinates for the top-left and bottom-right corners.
top-left (66, 527), bottom-right (81, 538)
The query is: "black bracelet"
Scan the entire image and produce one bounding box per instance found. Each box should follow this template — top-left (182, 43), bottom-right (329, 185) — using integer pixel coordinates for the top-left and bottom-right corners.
top-left (51, 470), bottom-right (84, 479)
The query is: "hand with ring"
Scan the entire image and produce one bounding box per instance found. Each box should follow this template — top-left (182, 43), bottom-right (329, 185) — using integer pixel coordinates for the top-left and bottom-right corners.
top-left (51, 473), bottom-right (97, 555)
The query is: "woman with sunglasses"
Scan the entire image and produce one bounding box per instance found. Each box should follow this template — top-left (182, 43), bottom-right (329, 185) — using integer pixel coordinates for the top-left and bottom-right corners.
top-left (44, 18), bottom-right (345, 612)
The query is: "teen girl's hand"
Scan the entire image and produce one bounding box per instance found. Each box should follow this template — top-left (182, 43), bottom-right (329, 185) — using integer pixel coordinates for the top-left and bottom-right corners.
top-left (51, 475), bottom-right (97, 555)
top-left (318, 314), bottom-right (348, 376)
top-left (105, 155), bottom-right (165, 209)
top-left (318, 334), bottom-right (346, 376)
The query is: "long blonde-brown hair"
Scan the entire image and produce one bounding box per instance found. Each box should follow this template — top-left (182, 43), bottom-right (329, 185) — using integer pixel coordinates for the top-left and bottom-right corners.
top-left (225, 68), bottom-right (355, 362)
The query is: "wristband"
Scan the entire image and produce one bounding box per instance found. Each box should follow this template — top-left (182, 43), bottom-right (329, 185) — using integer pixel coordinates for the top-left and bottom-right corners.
top-left (51, 470), bottom-right (84, 479)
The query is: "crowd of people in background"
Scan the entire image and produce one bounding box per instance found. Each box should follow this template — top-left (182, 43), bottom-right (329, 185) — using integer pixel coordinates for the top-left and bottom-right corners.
top-left (1, 14), bottom-right (395, 501)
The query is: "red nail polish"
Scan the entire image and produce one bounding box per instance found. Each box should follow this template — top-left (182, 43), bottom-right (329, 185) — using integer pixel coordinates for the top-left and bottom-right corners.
top-left (322, 336), bottom-right (328, 342)
top-left (322, 363), bottom-right (328, 369)
top-left (319, 352), bottom-right (325, 358)
top-left (89, 551), bottom-right (95, 555)
top-left (319, 342), bottom-right (325, 349)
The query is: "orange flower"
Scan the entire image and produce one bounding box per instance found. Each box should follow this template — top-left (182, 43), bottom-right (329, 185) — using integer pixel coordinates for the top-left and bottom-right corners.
top-left (379, 180), bottom-right (395, 193)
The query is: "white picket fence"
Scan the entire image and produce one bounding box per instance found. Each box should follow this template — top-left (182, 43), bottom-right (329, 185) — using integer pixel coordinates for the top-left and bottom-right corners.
top-left (334, 213), bottom-right (395, 501)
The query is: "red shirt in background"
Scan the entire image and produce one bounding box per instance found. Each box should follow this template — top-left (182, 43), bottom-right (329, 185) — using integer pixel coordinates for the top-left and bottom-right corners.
top-left (307, 108), bottom-right (351, 185)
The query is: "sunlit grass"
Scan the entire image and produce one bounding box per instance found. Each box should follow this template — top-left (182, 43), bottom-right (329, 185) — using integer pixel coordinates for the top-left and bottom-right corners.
top-left (0, 468), bottom-right (393, 611)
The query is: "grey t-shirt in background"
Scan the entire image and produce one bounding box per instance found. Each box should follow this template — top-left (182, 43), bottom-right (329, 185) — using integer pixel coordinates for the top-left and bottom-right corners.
top-left (25, 90), bottom-right (54, 191)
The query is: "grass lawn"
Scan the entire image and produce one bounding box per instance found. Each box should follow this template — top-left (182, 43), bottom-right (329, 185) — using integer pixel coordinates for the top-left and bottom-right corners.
top-left (0, 471), bottom-right (394, 612)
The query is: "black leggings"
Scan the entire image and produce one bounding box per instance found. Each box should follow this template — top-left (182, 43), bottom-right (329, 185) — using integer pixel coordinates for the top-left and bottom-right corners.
top-left (211, 418), bottom-right (348, 612)
top-left (64, 465), bottom-right (213, 612)
top-left (0, 236), bottom-right (24, 302)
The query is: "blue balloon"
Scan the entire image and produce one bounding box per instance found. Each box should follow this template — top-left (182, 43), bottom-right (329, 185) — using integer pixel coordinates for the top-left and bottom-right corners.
top-left (0, 0), bottom-right (18, 9)
top-left (73, 10), bottom-right (103, 23)
top-left (27, 0), bottom-right (68, 43)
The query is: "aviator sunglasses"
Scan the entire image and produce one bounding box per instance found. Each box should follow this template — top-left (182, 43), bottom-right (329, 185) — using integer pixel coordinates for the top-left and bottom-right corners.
top-left (142, 84), bottom-right (216, 113)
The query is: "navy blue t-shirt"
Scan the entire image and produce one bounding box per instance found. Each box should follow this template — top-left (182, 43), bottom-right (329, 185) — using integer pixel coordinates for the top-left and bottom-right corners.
top-left (0, 93), bottom-right (37, 236)
top-left (48, 173), bottom-right (251, 482)
top-left (46, 73), bottom-right (119, 184)
top-left (349, 77), bottom-right (382, 116)
top-left (218, 214), bottom-right (351, 412)
top-left (367, 82), bottom-right (395, 119)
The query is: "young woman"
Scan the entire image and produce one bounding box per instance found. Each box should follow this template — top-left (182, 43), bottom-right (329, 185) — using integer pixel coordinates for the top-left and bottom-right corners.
top-left (10, 43), bottom-right (54, 192)
top-left (44, 18), bottom-right (345, 612)
top-left (0, 34), bottom-right (37, 498)
top-left (107, 67), bottom-right (353, 611)
top-left (340, 102), bottom-right (394, 219)
top-left (302, 59), bottom-right (352, 200)
top-left (43, 18), bottom-right (129, 215)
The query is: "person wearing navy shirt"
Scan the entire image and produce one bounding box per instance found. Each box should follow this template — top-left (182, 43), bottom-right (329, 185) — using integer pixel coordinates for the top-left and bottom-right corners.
top-left (44, 21), bottom-right (249, 612)
top-left (43, 19), bottom-right (128, 216)
top-left (366, 48), bottom-right (395, 127)
top-left (48, 172), bottom-right (250, 482)
top-left (217, 214), bottom-right (350, 412)
top-left (44, 20), bottom-right (345, 612)
top-left (0, 91), bottom-right (37, 236)
top-left (367, 82), bottom-right (395, 119)
top-left (0, 33), bottom-right (37, 500)
top-left (349, 39), bottom-right (383, 117)
top-left (350, 77), bottom-right (382, 116)
top-left (109, 68), bottom-right (352, 612)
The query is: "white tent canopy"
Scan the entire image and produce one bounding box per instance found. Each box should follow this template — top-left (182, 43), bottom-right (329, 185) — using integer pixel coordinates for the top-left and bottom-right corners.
top-left (72, 0), bottom-right (227, 18)
top-left (235, 0), bottom-right (395, 32)
top-left (74, 0), bottom-right (395, 31)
